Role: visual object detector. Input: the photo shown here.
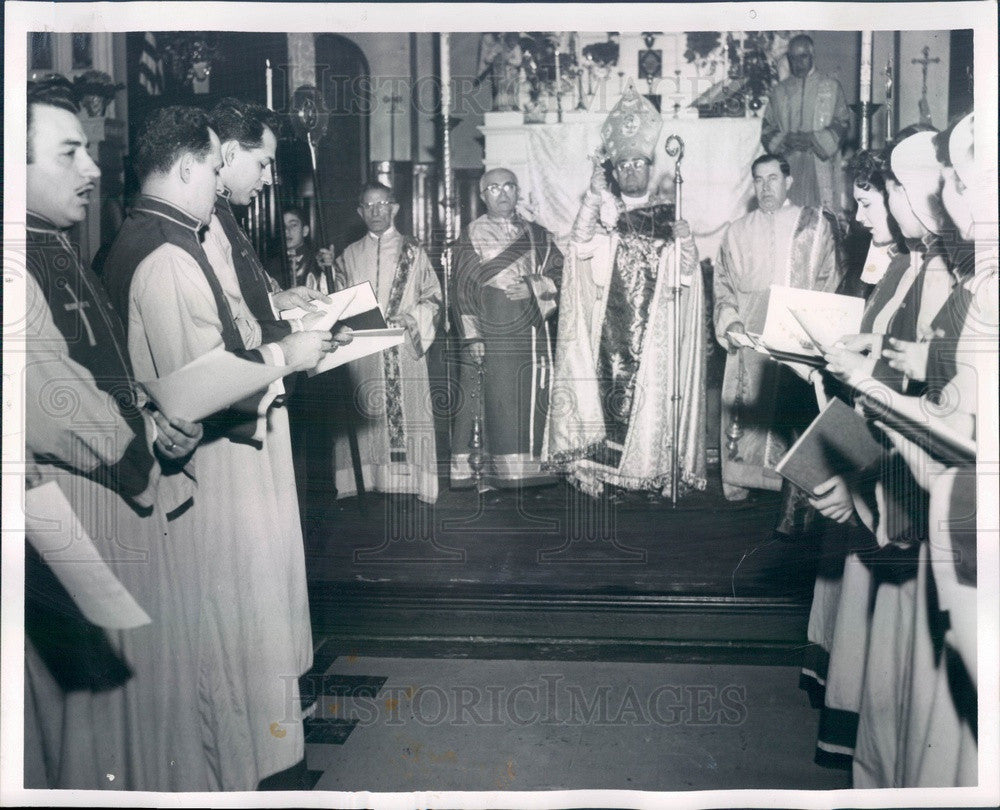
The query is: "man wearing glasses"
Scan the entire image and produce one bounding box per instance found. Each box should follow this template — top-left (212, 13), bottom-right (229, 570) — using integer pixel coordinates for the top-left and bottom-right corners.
top-left (547, 84), bottom-right (707, 501)
top-left (451, 168), bottom-right (563, 491)
top-left (332, 183), bottom-right (442, 505)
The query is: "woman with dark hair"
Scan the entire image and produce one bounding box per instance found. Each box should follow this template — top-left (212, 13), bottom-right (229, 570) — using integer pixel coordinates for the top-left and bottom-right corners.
top-left (799, 146), bottom-right (919, 771)
top-left (811, 124), bottom-right (980, 788)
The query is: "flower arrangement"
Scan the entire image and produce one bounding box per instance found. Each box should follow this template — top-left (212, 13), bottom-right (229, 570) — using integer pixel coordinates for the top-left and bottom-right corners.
top-left (72, 70), bottom-right (124, 117)
top-left (162, 34), bottom-right (223, 85)
top-left (684, 32), bottom-right (722, 63)
top-left (582, 33), bottom-right (619, 69)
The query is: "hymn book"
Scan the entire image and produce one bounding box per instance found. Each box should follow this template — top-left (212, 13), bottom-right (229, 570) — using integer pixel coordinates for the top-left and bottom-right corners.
top-left (304, 282), bottom-right (406, 375)
top-left (140, 346), bottom-right (288, 423)
top-left (24, 481), bottom-right (152, 630)
top-left (760, 286), bottom-right (865, 357)
top-left (774, 398), bottom-right (884, 493)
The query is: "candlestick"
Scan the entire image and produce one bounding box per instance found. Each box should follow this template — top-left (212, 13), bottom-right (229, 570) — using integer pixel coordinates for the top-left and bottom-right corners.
top-left (885, 58), bottom-right (894, 142)
top-left (265, 59), bottom-right (273, 110)
top-left (859, 31), bottom-right (873, 103)
top-left (554, 45), bottom-right (562, 122)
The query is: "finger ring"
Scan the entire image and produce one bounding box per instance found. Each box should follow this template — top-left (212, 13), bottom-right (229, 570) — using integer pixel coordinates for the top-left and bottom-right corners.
top-left (165, 439), bottom-right (175, 450)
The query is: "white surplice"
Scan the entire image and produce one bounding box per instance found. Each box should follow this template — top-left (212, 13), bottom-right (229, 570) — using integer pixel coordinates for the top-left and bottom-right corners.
top-left (127, 240), bottom-right (311, 790)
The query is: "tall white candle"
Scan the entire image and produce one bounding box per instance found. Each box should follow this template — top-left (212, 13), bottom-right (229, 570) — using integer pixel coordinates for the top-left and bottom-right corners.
top-left (554, 45), bottom-right (562, 95)
top-left (440, 33), bottom-right (453, 243)
top-left (859, 31), bottom-right (873, 103)
top-left (266, 58), bottom-right (273, 110)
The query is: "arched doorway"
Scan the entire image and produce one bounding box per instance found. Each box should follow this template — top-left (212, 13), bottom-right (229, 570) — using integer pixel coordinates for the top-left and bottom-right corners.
top-left (313, 34), bottom-right (370, 253)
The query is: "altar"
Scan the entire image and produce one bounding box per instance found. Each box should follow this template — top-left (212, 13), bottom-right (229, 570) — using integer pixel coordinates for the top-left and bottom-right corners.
top-left (480, 111), bottom-right (764, 262)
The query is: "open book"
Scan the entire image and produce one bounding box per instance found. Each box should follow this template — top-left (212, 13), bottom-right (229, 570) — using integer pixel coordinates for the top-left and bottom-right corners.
top-left (759, 285), bottom-right (865, 358)
top-left (303, 282), bottom-right (406, 375)
top-left (140, 345), bottom-right (288, 423)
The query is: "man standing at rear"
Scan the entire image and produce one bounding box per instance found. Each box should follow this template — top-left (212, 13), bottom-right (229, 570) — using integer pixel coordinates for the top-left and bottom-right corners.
top-left (451, 167), bottom-right (562, 490)
top-left (761, 34), bottom-right (850, 218)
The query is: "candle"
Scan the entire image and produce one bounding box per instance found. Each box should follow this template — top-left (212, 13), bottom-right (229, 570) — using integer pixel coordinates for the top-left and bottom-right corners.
top-left (859, 31), bottom-right (873, 103)
top-left (440, 33), bottom-right (453, 244)
top-left (266, 58), bottom-right (273, 110)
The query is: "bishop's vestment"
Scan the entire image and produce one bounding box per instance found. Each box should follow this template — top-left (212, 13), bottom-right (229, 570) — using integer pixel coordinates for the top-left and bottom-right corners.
top-left (546, 193), bottom-right (707, 497)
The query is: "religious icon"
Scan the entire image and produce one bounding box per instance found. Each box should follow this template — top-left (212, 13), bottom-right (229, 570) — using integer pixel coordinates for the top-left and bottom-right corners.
top-left (30, 32), bottom-right (53, 71)
top-left (638, 31), bottom-right (663, 96)
top-left (72, 33), bottom-right (93, 70)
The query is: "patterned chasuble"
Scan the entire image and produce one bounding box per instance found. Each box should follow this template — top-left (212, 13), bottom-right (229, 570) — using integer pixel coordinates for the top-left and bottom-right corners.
top-left (595, 201), bottom-right (678, 465)
top-left (381, 239), bottom-right (419, 462)
top-left (594, 234), bottom-right (663, 467)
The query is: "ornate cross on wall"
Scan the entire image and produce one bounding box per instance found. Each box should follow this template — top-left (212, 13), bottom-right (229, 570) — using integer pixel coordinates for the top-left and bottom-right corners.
top-left (911, 45), bottom-right (940, 125)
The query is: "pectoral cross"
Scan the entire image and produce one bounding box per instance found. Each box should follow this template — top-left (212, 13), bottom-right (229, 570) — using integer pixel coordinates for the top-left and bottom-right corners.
top-left (911, 45), bottom-right (939, 125)
top-left (63, 285), bottom-right (97, 347)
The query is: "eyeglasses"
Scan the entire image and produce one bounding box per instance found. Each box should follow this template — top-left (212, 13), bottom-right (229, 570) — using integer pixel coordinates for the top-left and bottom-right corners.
top-left (361, 200), bottom-right (394, 211)
top-left (483, 181), bottom-right (518, 196)
top-left (616, 158), bottom-right (649, 172)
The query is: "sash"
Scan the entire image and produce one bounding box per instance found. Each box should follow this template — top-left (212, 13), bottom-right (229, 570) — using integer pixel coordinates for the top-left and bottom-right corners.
top-left (214, 196), bottom-right (292, 343)
top-left (471, 227), bottom-right (535, 287)
top-left (381, 238), bottom-right (419, 462)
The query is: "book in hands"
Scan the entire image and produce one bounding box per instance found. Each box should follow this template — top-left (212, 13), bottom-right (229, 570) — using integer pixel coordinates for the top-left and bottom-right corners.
top-left (774, 398), bottom-right (884, 493)
top-left (762, 286), bottom-right (864, 357)
top-left (306, 281), bottom-right (407, 374)
top-left (744, 332), bottom-right (828, 368)
top-left (278, 285), bottom-right (358, 331)
top-left (139, 345), bottom-right (287, 423)
top-left (25, 481), bottom-right (152, 629)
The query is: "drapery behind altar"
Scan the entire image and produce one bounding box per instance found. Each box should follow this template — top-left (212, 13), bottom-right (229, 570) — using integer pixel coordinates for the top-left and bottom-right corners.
top-left (481, 113), bottom-right (764, 262)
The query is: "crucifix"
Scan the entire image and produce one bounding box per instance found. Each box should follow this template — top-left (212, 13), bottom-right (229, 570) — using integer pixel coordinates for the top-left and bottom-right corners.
top-left (911, 45), bottom-right (939, 125)
top-left (63, 285), bottom-right (97, 347)
top-left (382, 86), bottom-right (404, 162)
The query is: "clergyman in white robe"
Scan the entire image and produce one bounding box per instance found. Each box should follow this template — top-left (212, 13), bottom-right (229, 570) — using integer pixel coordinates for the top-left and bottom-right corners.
top-left (125, 215), bottom-right (312, 790)
top-left (334, 227), bottom-right (442, 503)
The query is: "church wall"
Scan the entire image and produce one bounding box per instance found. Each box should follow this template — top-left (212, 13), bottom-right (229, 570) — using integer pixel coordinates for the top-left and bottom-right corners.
top-left (898, 31), bottom-right (952, 130)
top-left (448, 32), bottom-right (493, 170)
top-left (288, 33), bottom-right (439, 166)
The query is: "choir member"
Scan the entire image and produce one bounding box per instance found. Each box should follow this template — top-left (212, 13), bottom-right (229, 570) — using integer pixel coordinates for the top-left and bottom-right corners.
top-left (102, 105), bottom-right (333, 790)
top-left (24, 78), bottom-right (206, 790)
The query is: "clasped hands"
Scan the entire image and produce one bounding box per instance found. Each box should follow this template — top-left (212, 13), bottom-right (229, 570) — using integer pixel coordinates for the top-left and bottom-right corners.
top-left (782, 131), bottom-right (821, 155)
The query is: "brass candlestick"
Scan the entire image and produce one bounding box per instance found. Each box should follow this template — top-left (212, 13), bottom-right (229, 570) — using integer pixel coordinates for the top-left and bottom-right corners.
top-left (468, 361), bottom-right (488, 491)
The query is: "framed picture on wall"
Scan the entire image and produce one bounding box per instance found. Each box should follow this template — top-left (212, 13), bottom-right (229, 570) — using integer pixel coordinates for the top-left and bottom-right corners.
top-left (29, 32), bottom-right (53, 70)
top-left (72, 32), bottom-right (93, 69)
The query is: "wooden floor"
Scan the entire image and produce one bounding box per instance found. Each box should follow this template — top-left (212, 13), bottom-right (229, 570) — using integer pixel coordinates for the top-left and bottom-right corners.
top-left (302, 468), bottom-right (833, 663)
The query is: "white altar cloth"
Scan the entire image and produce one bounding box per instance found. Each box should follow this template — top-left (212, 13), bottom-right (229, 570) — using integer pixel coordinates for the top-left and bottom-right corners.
top-left (480, 112), bottom-right (764, 263)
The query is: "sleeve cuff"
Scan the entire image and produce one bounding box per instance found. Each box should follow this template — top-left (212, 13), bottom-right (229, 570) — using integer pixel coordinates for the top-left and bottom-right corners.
top-left (259, 341), bottom-right (286, 366)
